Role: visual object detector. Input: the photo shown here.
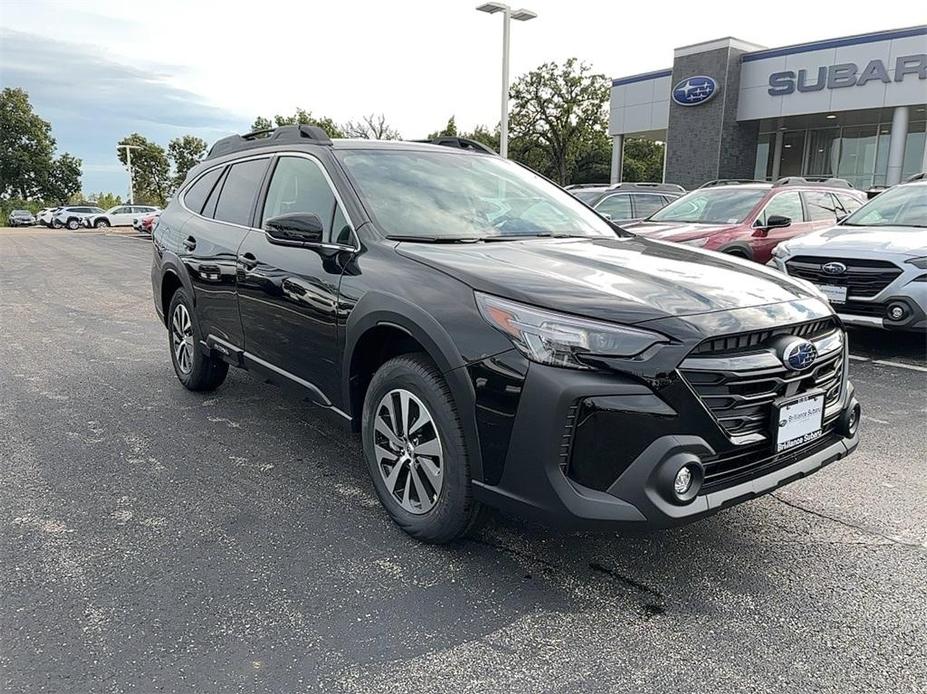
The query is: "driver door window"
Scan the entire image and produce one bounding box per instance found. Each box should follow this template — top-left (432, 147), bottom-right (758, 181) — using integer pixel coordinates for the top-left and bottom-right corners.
top-left (757, 191), bottom-right (804, 226)
top-left (595, 194), bottom-right (632, 220)
top-left (262, 156), bottom-right (338, 240)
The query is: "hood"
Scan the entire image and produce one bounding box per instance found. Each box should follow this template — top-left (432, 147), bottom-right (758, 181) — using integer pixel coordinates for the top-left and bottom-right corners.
top-left (395, 236), bottom-right (818, 325)
top-left (783, 225), bottom-right (927, 257)
top-left (624, 220), bottom-right (740, 242)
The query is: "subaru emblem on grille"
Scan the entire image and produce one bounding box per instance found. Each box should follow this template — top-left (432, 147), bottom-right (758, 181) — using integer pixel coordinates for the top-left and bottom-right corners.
top-left (781, 338), bottom-right (818, 371)
top-left (822, 261), bottom-right (847, 275)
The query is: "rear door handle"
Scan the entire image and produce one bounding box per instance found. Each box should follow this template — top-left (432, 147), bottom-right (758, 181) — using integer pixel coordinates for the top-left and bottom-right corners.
top-left (183, 235), bottom-right (197, 251)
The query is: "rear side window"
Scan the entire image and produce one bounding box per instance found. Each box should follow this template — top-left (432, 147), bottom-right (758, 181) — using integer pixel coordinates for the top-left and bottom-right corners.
top-left (631, 194), bottom-right (667, 218)
top-left (184, 168), bottom-right (224, 215)
top-left (802, 191), bottom-right (840, 222)
top-left (214, 159), bottom-right (269, 226)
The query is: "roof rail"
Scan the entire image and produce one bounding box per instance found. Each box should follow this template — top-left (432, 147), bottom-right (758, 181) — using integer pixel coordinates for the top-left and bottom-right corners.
top-left (773, 176), bottom-right (854, 188)
top-left (699, 179), bottom-right (765, 188)
top-left (904, 171), bottom-right (926, 183)
top-left (206, 124), bottom-right (333, 160)
top-left (568, 182), bottom-right (686, 193)
top-left (410, 137), bottom-right (498, 155)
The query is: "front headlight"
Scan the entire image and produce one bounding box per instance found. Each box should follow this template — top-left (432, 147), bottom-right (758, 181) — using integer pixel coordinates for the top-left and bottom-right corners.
top-left (475, 292), bottom-right (668, 370)
top-left (906, 256), bottom-right (927, 269)
top-left (772, 244), bottom-right (789, 259)
top-left (681, 237), bottom-right (709, 248)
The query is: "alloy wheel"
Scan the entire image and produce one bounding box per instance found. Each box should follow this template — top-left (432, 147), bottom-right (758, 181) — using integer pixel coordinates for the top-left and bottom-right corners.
top-left (171, 303), bottom-right (195, 375)
top-left (373, 389), bottom-right (444, 515)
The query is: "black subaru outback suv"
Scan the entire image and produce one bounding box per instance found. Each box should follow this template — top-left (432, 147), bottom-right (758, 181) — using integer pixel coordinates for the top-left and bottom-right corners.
top-left (151, 125), bottom-right (861, 543)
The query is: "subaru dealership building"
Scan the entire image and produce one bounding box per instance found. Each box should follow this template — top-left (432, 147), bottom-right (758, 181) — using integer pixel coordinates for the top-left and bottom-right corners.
top-left (609, 26), bottom-right (927, 189)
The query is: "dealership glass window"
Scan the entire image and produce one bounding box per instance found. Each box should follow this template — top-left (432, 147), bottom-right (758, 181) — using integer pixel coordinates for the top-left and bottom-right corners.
top-left (902, 120), bottom-right (926, 180)
top-left (778, 131), bottom-right (805, 178)
top-left (805, 128), bottom-right (840, 179)
top-left (836, 125), bottom-right (878, 189)
top-left (754, 132), bottom-right (775, 180)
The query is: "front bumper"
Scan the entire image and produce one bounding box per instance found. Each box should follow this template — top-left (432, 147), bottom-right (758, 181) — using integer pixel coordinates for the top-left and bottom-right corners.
top-left (471, 342), bottom-right (860, 530)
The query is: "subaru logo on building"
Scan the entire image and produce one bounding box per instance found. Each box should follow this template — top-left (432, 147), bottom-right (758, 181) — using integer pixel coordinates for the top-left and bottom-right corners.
top-left (822, 261), bottom-right (847, 275)
top-left (781, 338), bottom-right (818, 371)
top-left (671, 76), bottom-right (718, 106)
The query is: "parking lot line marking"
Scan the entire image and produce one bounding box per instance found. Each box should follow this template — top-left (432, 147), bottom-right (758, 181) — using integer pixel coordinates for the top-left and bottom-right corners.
top-left (871, 359), bottom-right (927, 373)
top-left (848, 355), bottom-right (870, 362)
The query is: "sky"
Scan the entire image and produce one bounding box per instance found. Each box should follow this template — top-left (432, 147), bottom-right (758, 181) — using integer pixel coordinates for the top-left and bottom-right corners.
top-left (1, 0), bottom-right (925, 195)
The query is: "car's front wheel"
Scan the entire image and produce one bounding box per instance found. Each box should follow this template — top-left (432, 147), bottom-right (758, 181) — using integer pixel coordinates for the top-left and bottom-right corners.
top-left (94, 218), bottom-right (110, 228)
top-left (167, 289), bottom-right (228, 391)
top-left (52, 220), bottom-right (63, 229)
top-left (362, 353), bottom-right (483, 543)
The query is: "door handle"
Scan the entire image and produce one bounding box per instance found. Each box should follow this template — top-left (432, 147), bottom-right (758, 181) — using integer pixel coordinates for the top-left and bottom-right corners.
top-left (240, 252), bottom-right (258, 270)
top-left (183, 235), bottom-right (197, 251)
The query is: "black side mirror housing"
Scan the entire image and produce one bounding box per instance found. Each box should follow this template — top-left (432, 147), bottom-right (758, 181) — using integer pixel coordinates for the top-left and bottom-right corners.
top-left (765, 214), bottom-right (791, 229)
top-left (264, 213), bottom-right (325, 246)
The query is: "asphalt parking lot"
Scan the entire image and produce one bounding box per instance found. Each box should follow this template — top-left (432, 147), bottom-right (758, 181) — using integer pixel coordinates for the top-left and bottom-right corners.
top-left (1, 228), bottom-right (925, 694)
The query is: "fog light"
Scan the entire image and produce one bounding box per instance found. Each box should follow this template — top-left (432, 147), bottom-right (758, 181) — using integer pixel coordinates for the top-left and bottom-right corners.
top-left (887, 303), bottom-right (907, 321)
top-left (674, 466), bottom-right (693, 496)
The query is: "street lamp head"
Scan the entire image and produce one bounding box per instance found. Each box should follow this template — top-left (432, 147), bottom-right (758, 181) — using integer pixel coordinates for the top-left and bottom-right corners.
top-left (511, 8), bottom-right (537, 20)
top-left (476, 2), bottom-right (507, 13)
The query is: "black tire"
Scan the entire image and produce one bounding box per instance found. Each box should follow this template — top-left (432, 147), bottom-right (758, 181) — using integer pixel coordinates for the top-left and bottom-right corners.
top-left (166, 288), bottom-right (228, 391)
top-left (66, 218), bottom-right (80, 230)
top-left (94, 218), bottom-right (110, 228)
top-left (362, 353), bottom-right (483, 543)
top-left (52, 220), bottom-right (63, 229)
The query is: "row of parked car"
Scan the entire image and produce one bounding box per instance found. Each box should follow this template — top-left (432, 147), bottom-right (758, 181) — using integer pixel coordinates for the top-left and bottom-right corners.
top-left (567, 174), bottom-right (925, 331)
top-left (8, 204), bottom-right (161, 232)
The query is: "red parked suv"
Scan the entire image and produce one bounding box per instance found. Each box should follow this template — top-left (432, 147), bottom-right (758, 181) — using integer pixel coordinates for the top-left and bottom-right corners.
top-left (624, 178), bottom-right (867, 264)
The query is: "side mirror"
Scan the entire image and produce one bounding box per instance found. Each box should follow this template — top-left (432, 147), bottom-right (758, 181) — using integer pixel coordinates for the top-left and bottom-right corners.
top-left (766, 214), bottom-right (791, 229)
top-left (264, 212), bottom-right (324, 245)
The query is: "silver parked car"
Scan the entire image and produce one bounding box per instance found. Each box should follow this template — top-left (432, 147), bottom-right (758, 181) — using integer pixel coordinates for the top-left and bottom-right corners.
top-left (771, 178), bottom-right (927, 332)
top-left (84, 204), bottom-right (161, 228)
top-left (52, 206), bottom-right (106, 230)
top-left (7, 209), bottom-right (36, 226)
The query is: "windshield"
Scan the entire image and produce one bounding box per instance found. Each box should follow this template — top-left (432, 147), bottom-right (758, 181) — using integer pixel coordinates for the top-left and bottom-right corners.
top-left (842, 184), bottom-right (927, 228)
top-left (648, 188), bottom-right (768, 224)
top-left (336, 150), bottom-right (617, 240)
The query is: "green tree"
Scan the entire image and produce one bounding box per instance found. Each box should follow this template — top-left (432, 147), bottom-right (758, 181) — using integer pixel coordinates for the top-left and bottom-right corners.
top-left (622, 138), bottom-right (665, 182)
top-left (87, 192), bottom-right (123, 210)
top-left (250, 108), bottom-right (344, 138)
top-left (0, 87), bottom-right (82, 201)
top-left (117, 134), bottom-right (170, 206)
top-left (427, 116), bottom-right (458, 139)
top-left (44, 153), bottom-right (83, 203)
top-left (342, 113), bottom-right (400, 140)
top-left (168, 135), bottom-right (207, 189)
top-left (508, 58), bottom-right (610, 185)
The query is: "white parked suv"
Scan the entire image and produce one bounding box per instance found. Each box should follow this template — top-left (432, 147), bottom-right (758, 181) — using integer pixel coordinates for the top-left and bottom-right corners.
top-left (52, 206), bottom-right (106, 230)
top-left (771, 178), bottom-right (927, 332)
top-left (84, 204), bottom-right (160, 228)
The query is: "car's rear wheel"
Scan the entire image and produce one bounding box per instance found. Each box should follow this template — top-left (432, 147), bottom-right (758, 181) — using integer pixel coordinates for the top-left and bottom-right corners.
top-left (167, 289), bottom-right (228, 391)
top-left (94, 219), bottom-right (109, 228)
top-left (362, 353), bottom-right (483, 543)
top-left (66, 218), bottom-right (80, 230)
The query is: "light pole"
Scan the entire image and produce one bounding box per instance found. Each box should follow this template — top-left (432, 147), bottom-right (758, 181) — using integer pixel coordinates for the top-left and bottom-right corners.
top-left (119, 144), bottom-right (140, 204)
top-left (476, 2), bottom-right (537, 159)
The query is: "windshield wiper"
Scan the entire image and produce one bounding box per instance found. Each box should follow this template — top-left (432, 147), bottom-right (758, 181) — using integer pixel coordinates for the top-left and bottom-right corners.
top-left (386, 235), bottom-right (482, 243)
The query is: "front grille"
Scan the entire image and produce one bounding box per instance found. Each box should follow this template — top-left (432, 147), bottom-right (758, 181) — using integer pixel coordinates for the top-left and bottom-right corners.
top-left (680, 321), bottom-right (844, 443)
top-left (692, 317), bottom-right (836, 355)
top-left (786, 256), bottom-right (902, 298)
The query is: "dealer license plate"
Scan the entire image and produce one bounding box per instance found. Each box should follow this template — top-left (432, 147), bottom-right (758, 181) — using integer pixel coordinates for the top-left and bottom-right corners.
top-left (774, 392), bottom-right (825, 453)
top-left (816, 284), bottom-right (847, 304)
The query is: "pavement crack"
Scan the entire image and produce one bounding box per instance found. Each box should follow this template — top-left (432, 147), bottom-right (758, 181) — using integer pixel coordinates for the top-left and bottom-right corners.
top-left (769, 493), bottom-right (924, 550)
top-left (588, 562), bottom-right (664, 600)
